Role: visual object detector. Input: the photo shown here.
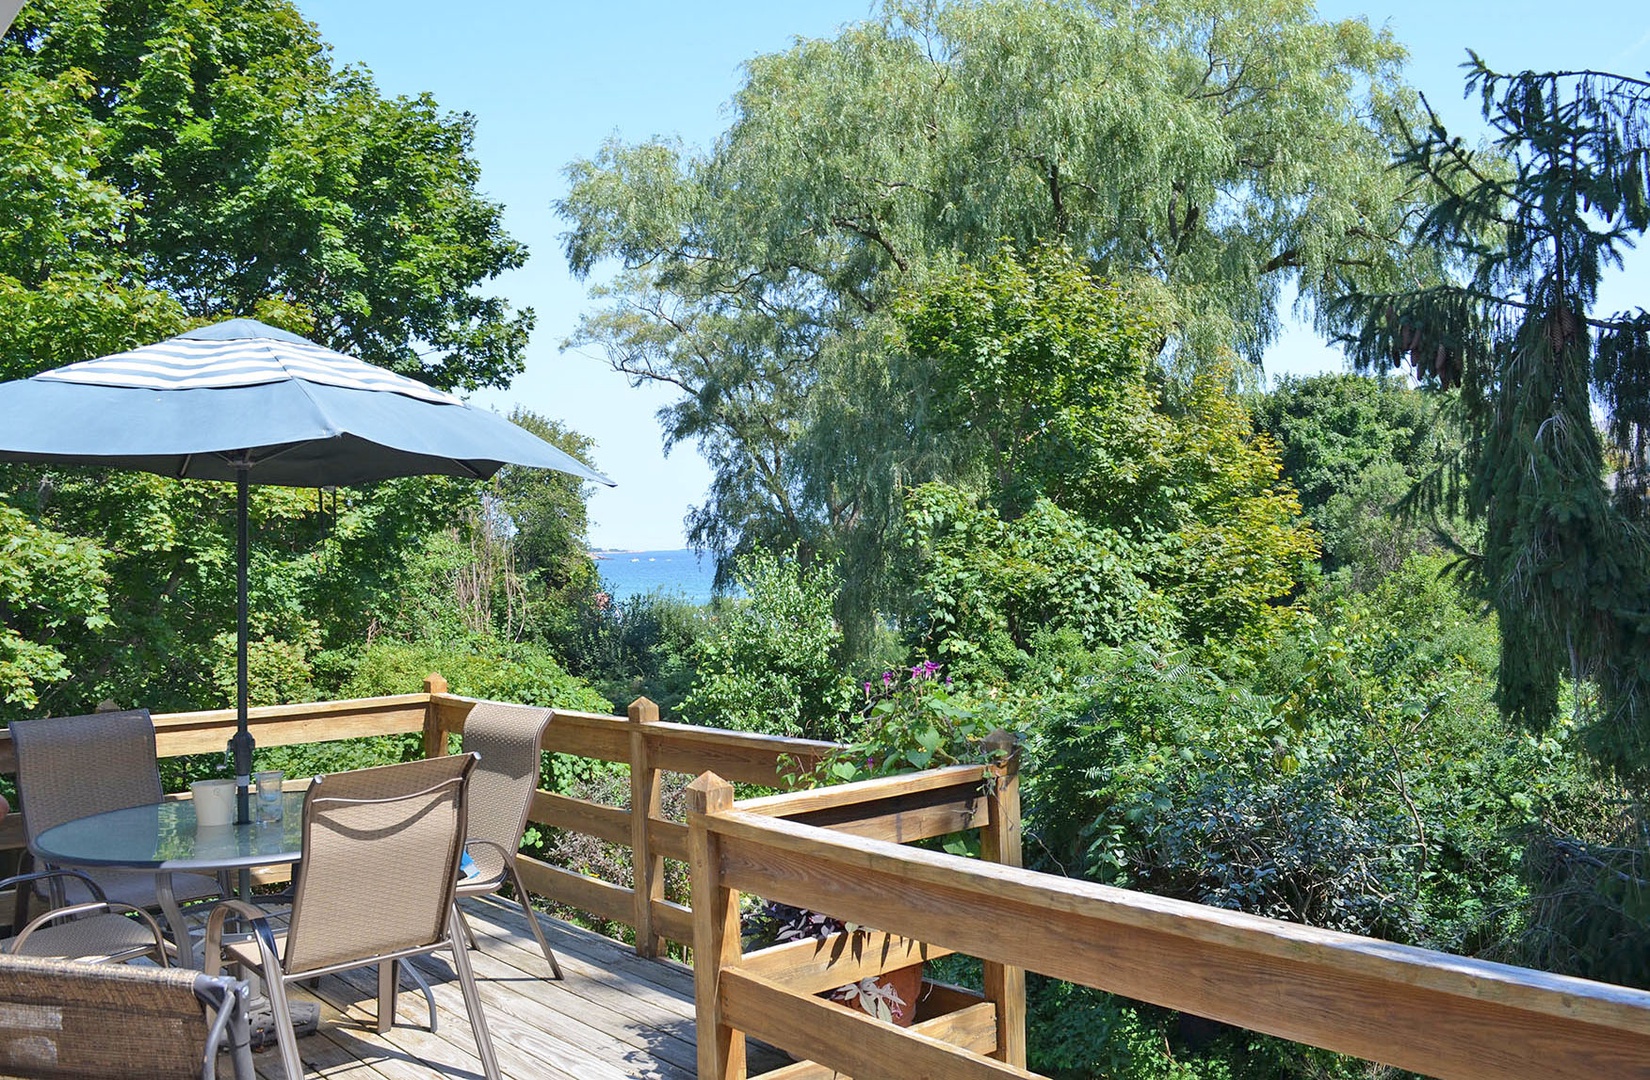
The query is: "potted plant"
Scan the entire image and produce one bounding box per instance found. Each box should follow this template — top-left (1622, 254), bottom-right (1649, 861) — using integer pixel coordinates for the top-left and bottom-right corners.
top-left (742, 900), bottom-right (922, 1025)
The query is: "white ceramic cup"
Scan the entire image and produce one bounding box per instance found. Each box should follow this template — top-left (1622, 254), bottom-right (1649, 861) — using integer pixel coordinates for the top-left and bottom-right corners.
top-left (191, 778), bottom-right (237, 828)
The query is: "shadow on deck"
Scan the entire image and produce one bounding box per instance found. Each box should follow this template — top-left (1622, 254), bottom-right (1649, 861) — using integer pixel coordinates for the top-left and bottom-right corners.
top-left (253, 896), bottom-right (786, 1080)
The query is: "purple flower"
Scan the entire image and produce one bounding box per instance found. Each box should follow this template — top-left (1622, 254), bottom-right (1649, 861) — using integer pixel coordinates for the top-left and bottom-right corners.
top-left (882, 671), bottom-right (893, 687)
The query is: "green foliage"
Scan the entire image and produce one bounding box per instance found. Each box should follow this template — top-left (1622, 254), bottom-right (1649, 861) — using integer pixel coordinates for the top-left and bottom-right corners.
top-left (560, 0), bottom-right (1426, 638)
top-left (681, 548), bottom-right (853, 740)
top-left (1022, 559), bottom-right (1581, 961)
top-left (1252, 373), bottom-right (1467, 586)
top-left (490, 409), bottom-right (602, 608)
top-left (902, 483), bottom-right (1171, 673)
top-left (341, 637), bottom-right (612, 715)
top-left (897, 247), bottom-right (1319, 669)
top-left (1336, 61), bottom-right (1650, 776)
top-left (898, 243), bottom-right (1167, 518)
top-left (0, 3), bottom-right (596, 727)
top-left (558, 590), bottom-right (708, 719)
top-left (3, 0), bottom-right (532, 390)
top-left (0, 468), bottom-right (468, 720)
top-left (0, 504), bottom-right (109, 707)
top-left (821, 661), bottom-right (1003, 784)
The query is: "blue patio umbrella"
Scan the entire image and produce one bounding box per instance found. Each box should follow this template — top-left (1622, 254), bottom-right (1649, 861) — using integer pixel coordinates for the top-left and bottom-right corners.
top-left (0, 318), bottom-right (614, 822)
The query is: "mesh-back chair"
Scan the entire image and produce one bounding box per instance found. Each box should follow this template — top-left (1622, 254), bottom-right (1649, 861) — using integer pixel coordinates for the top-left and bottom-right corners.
top-left (10, 710), bottom-right (224, 923)
top-left (455, 701), bottom-right (563, 978)
top-left (0, 952), bottom-right (253, 1079)
top-left (1, 869), bottom-right (172, 965)
top-left (204, 754), bottom-right (500, 1080)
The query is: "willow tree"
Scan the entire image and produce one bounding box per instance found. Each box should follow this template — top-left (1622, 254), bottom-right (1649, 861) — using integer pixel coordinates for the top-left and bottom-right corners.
top-left (560, 0), bottom-right (1432, 635)
top-left (1339, 59), bottom-right (1650, 778)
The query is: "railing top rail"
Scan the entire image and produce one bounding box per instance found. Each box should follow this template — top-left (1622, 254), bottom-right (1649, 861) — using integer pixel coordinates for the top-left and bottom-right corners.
top-left (737, 764), bottom-right (993, 817)
top-left (703, 798), bottom-right (1650, 1044)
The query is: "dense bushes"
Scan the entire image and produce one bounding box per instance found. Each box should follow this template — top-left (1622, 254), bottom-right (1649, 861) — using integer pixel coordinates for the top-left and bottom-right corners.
top-left (679, 548), bottom-right (854, 740)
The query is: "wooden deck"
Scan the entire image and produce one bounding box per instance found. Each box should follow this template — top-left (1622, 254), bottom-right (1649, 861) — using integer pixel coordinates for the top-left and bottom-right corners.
top-left (247, 895), bottom-right (788, 1080)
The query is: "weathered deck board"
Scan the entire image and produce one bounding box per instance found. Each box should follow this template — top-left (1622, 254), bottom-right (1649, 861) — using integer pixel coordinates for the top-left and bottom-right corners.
top-left (235, 895), bottom-right (791, 1079)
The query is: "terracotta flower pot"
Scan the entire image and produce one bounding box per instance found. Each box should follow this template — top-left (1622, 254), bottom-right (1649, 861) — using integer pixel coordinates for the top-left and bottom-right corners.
top-left (827, 962), bottom-right (925, 1027)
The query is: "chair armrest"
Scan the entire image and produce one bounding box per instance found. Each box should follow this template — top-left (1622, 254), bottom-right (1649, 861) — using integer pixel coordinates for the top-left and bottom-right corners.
top-left (194, 971), bottom-right (255, 1080)
top-left (460, 838), bottom-right (515, 886)
top-left (204, 899), bottom-right (283, 980)
top-left (11, 900), bottom-right (172, 965)
top-left (1, 867), bottom-right (109, 903)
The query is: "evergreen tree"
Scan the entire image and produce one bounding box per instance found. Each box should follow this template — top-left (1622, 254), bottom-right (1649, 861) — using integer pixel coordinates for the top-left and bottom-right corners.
top-left (1339, 58), bottom-right (1650, 777)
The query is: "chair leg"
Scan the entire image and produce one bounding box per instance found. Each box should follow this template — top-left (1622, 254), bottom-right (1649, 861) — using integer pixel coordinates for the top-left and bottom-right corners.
top-left (448, 906), bottom-right (501, 1080)
top-left (457, 906), bottom-right (479, 950)
top-left (266, 975), bottom-right (306, 1080)
top-left (507, 864), bottom-right (563, 980)
top-left (376, 959), bottom-right (398, 1035)
top-left (399, 958), bottom-right (439, 1033)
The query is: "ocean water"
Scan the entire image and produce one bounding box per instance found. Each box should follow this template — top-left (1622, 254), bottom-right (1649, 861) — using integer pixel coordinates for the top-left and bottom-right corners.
top-left (593, 548), bottom-right (718, 605)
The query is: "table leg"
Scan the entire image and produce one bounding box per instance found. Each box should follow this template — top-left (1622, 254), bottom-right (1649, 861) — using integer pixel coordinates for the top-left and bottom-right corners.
top-left (153, 870), bottom-right (196, 967)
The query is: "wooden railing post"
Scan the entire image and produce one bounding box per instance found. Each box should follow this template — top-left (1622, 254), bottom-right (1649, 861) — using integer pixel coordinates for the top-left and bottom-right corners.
top-left (687, 771), bottom-right (745, 1080)
top-left (630, 696), bottom-right (664, 958)
top-left (422, 673), bottom-right (450, 760)
top-left (981, 729), bottom-right (1026, 1067)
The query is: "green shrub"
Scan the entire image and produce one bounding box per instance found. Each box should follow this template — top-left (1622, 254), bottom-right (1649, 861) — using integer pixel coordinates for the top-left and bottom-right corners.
top-left (681, 548), bottom-right (853, 740)
top-left (558, 590), bottom-right (708, 718)
top-left (341, 636), bottom-right (612, 713)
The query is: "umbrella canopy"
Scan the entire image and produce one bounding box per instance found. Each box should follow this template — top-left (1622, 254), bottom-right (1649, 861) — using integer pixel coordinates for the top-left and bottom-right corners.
top-left (0, 317), bottom-right (614, 821)
top-left (0, 318), bottom-right (610, 486)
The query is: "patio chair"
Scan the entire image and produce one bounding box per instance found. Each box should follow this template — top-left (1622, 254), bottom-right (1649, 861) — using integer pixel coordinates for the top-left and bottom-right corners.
top-left (1, 869), bottom-right (172, 965)
top-left (10, 709), bottom-right (225, 920)
top-left (203, 753), bottom-right (500, 1080)
top-left (455, 700), bottom-right (563, 978)
top-left (0, 952), bottom-right (254, 1079)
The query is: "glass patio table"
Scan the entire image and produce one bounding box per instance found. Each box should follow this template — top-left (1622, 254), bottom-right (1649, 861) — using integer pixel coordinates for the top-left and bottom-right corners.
top-left (32, 790), bottom-right (307, 967)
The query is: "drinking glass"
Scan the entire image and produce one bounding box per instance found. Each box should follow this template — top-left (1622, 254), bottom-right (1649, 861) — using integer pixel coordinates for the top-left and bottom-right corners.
top-left (254, 769), bottom-right (284, 823)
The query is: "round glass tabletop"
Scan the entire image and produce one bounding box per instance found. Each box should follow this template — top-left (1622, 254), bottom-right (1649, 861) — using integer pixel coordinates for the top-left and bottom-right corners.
top-left (33, 790), bottom-right (307, 873)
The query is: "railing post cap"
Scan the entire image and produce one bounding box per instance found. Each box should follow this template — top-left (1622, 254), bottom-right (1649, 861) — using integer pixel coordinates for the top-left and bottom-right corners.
top-left (685, 771), bottom-right (734, 815)
top-left (423, 673), bottom-right (449, 695)
top-left (628, 696), bottom-right (661, 722)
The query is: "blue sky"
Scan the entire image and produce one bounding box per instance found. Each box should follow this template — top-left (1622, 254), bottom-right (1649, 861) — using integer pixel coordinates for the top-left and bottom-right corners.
top-left (294, 1), bottom-right (1650, 550)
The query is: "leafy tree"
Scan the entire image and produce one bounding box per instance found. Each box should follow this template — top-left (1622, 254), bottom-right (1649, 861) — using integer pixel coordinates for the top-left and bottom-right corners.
top-left (561, 0), bottom-right (1428, 621)
top-left (0, 2), bottom-right (583, 722)
top-left (0, 505), bottom-right (109, 708)
top-left (1252, 372), bottom-right (1465, 586)
top-left (898, 247), bottom-right (1318, 669)
top-left (0, 16), bottom-right (187, 379)
top-left (488, 409), bottom-right (603, 636)
top-left (1338, 60), bottom-right (1650, 777)
top-left (559, 591), bottom-right (709, 719)
top-left (2, 0), bottom-right (531, 388)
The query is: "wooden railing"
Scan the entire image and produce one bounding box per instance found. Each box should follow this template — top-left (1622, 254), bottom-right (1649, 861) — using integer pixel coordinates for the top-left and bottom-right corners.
top-left (420, 675), bottom-right (840, 957)
top-left (686, 769), bottom-right (1650, 1080)
top-left (0, 676), bottom-right (844, 958)
top-left (11, 683), bottom-right (1650, 1080)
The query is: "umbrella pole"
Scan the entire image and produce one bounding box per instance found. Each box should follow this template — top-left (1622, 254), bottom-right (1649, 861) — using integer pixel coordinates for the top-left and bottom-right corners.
top-left (232, 463), bottom-right (254, 826)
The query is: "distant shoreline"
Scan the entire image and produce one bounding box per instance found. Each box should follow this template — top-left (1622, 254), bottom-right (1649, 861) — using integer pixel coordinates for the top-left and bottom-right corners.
top-left (589, 548), bottom-right (716, 604)
top-left (588, 546), bottom-right (692, 558)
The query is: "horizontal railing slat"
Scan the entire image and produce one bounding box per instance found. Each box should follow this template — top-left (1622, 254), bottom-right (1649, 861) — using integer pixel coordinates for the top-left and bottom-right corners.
top-left (742, 932), bottom-right (950, 995)
top-left (755, 999), bottom-right (1001, 1080)
top-left (531, 790), bottom-right (631, 847)
top-left (721, 967), bottom-right (1036, 1080)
